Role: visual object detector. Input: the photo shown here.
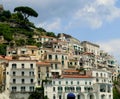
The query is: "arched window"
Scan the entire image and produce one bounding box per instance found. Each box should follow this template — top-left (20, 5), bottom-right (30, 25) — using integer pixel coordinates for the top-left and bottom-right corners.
top-left (96, 73), bottom-right (98, 77)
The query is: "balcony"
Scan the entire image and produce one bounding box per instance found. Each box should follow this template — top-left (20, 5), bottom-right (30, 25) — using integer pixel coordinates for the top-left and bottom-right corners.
top-left (11, 68), bottom-right (35, 70)
top-left (10, 82), bottom-right (35, 85)
top-left (10, 75), bottom-right (35, 77)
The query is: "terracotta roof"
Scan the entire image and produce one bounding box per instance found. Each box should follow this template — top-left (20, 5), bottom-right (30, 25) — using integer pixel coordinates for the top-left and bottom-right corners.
top-left (62, 74), bottom-right (92, 78)
top-left (83, 52), bottom-right (94, 55)
top-left (36, 62), bottom-right (50, 66)
top-left (5, 56), bottom-right (12, 60)
top-left (0, 55), bottom-right (12, 60)
top-left (0, 55), bottom-right (3, 59)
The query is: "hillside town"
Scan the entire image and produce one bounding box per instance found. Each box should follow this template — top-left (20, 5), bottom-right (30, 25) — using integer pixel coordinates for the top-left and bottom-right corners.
top-left (0, 3), bottom-right (120, 99)
top-left (0, 33), bottom-right (119, 99)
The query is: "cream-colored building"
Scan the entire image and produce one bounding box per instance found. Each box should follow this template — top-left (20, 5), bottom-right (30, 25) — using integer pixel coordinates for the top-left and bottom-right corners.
top-left (81, 41), bottom-right (100, 55)
top-left (36, 62), bottom-right (51, 86)
top-left (6, 45), bottom-right (40, 60)
top-left (33, 35), bottom-right (56, 44)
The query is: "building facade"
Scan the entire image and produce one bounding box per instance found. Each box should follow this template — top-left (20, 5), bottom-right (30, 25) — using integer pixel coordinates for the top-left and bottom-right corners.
top-left (6, 60), bottom-right (37, 99)
top-left (44, 69), bottom-right (113, 99)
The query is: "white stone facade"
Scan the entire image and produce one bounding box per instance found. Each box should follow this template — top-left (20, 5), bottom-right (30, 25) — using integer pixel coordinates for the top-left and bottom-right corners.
top-left (44, 69), bottom-right (113, 99)
top-left (6, 60), bottom-right (37, 99)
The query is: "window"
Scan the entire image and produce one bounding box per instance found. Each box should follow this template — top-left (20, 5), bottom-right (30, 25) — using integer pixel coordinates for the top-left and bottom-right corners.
top-left (53, 81), bottom-right (55, 85)
top-left (70, 62), bottom-right (72, 66)
top-left (53, 95), bottom-right (56, 99)
top-left (53, 87), bottom-right (55, 91)
top-left (101, 73), bottom-right (103, 77)
top-left (32, 50), bottom-right (34, 54)
top-left (96, 73), bottom-right (98, 77)
top-left (31, 79), bottom-right (33, 83)
top-left (51, 64), bottom-right (53, 69)
top-left (13, 79), bottom-right (16, 84)
top-left (32, 72), bottom-right (34, 76)
top-left (49, 55), bottom-right (52, 60)
top-left (7, 72), bottom-right (9, 75)
top-left (62, 55), bottom-right (64, 60)
top-left (47, 73), bottom-right (49, 77)
top-left (30, 64), bottom-right (33, 68)
top-left (38, 74), bottom-right (40, 78)
top-left (77, 81), bottom-right (79, 85)
top-left (21, 51), bottom-right (25, 54)
top-left (76, 87), bottom-right (81, 91)
top-left (71, 81), bottom-right (73, 85)
top-left (55, 64), bottom-right (58, 69)
top-left (30, 71), bottom-right (34, 76)
top-left (21, 64), bottom-right (24, 68)
top-left (13, 71), bottom-right (16, 76)
top-left (12, 86), bottom-right (17, 92)
top-left (59, 95), bottom-right (62, 99)
top-left (59, 81), bottom-right (61, 85)
top-left (89, 82), bottom-right (91, 85)
top-left (29, 86), bottom-right (34, 92)
top-left (21, 71), bottom-right (24, 76)
top-left (12, 64), bottom-right (16, 69)
top-left (85, 82), bottom-right (87, 85)
top-left (21, 86), bottom-right (25, 92)
top-left (77, 95), bottom-right (80, 99)
top-left (66, 81), bottom-right (68, 85)
top-left (55, 55), bottom-right (58, 60)
top-left (75, 62), bottom-right (77, 65)
top-left (21, 79), bottom-right (25, 84)
top-left (62, 61), bottom-right (64, 66)
top-left (58, 86), bottom-right (62, 92)
top-left (100, 84), bottom-right (106, 92)
top-left (96, 78), bottom-right (99, 82)
top-left (38, 81), bottom-right (40, 85)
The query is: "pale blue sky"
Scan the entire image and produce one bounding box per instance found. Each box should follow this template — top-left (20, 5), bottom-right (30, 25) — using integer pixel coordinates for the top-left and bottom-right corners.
top-left (1, 0), bottom-right (120, 61)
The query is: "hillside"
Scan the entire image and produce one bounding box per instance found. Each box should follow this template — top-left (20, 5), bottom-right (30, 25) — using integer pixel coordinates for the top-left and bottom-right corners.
top-left (0, 6), bottom-right (56, 55)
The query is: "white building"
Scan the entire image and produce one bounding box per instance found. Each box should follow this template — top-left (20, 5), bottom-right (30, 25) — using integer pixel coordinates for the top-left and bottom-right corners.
top-left (44, 69), bottom-right (113, 99)
top-left (6, 60), bottom-right (37, 99)
top-left (81, 41), bottom-right (100, 55)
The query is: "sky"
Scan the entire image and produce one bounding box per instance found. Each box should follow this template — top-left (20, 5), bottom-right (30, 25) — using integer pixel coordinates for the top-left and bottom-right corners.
top-left (1, 0), bottom-right (120, 61)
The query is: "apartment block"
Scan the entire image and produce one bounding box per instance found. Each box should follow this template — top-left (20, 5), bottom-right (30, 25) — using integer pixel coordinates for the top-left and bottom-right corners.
top-left (6, 60), bottom-right (37, 99)
top-left (44, 69), bottom-right (113, 99)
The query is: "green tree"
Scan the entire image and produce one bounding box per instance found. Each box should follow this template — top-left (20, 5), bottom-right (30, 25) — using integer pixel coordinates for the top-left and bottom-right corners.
top-left (0, 44), bottom-right (6, 55)
top-left (28, 88), bottom-right (44, 99)
top-left (15, 39), bottom-right (26, 46)
top-left (2, 10), bottom-right (11, 19)
top-left (0, 23), bottom-right (13, 41)
top-left (14, 6), bottom-right (38, 21)
top-left (0, 10), bottom-right (11, 22)
top-left (46, 32), bottom-right (56, 37)
top-left (26, 38), bottom-right (36, 45)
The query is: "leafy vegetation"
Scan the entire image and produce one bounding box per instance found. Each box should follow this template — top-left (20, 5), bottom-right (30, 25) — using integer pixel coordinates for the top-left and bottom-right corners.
top-left (0, 44), bottom-right (6, 55)
top-left (14, 6), bottom-right (38, 20)
top-left (28, 87), bottom-right (49, 99)
top-left (113, 86), bottom-right (120, 99)
top-left (0, 6), bottom-right (56, 55)
top-left (46, 32), bottom-right (56, 37)
top-left (0, 10), bottom-right (11, 22)
top-left (0, 23), bottom-right (13, 41)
